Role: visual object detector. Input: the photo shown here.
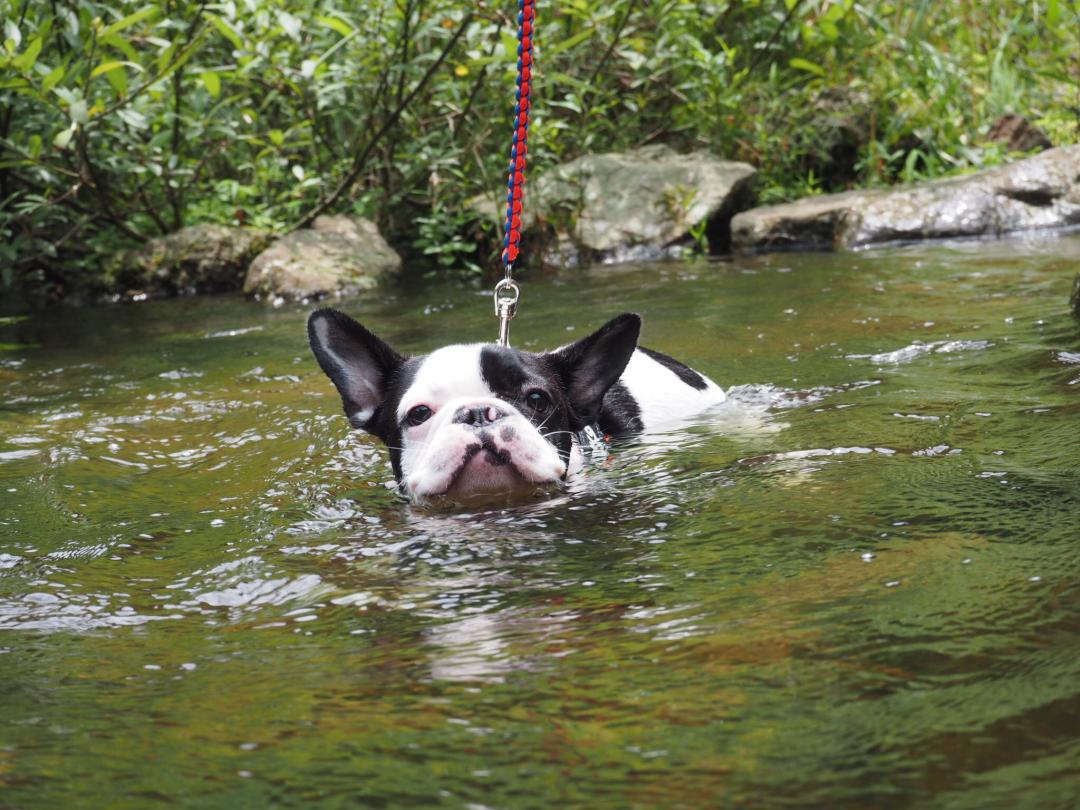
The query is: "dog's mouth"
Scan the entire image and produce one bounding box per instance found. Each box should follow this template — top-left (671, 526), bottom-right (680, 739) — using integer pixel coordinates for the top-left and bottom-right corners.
top-left (462, 436), bottom-right (511, 468)
top-left (445, 439), bottom-right (529, 491)
top-left (403, 420), bottom-right (569, 505)
top-left (416, 438), bottom-right (559, 504)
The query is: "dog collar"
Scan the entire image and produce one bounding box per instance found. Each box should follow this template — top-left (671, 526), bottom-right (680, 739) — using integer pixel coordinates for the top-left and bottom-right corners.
top-left (575, 423), bottom-right (610, 462)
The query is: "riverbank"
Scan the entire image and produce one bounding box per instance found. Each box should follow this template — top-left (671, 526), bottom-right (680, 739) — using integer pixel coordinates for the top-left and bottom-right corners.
top-left (5, 141), bottom-right (1077, 310)
top-left (1, 1), bottom-right (1076, 305)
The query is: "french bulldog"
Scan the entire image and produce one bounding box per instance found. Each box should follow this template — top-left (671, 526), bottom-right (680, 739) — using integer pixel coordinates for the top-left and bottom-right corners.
top-left (308, 309), bottom-right (725, 502)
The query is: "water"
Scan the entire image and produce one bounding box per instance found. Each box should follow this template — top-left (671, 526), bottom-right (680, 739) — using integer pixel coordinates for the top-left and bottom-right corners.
top-left (2, 235), bottom-right (1079, 808)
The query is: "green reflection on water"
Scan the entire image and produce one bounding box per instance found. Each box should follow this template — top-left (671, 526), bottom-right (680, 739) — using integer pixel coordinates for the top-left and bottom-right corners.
top-left (2, 236), bottom-right (1079, 807)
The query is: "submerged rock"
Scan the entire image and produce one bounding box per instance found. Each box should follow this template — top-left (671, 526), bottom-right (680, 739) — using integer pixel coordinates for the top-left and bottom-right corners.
top-left (473, 145), bottom-right (757, 265)
top-left (243, 215), bottom-right (402, 301)
top-left (1071, 275), bottom-right (1080, 320)
top-left (104, 225), bottom-right (273, 298)
top-left (731, 145), bottom-right (1080, 253)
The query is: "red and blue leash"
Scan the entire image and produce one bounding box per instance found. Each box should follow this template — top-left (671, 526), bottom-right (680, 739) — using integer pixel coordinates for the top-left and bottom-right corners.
top-left (490, 1), bottom-right (608, 457)
top-left (493, 0), bottom-right (536, 347)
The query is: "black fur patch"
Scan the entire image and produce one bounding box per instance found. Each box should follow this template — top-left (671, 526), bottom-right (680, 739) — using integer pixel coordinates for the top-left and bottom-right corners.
top-left (479, 433), bottom-right (512, 466)
top-left (479, 345), bottom-right (532, 392)
top-left (366, 358), bottom-right (421, 480)
top-left (639, 346), bottom-right (708, 391)
top-left (480, 345), bottom-right (574, 463)
top-left (598, 381), bottom-right (644, 437)
top-left (547, 314), bottom-right (641, 425)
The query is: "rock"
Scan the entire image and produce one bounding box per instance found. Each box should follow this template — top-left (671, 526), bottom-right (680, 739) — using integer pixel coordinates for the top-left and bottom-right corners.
top-left (731, 145), bottom-right (1080, 253)
top-left (1071, 275), bottom-right (1080, 320)
top-left (472, 145), bottom-right (757, 265)
top-left (243, 215), bottom-right (402, 301)
top-left (987, 114), bottom-right (1053, 153)
top-left (104, 224), bottom-right (273, 298)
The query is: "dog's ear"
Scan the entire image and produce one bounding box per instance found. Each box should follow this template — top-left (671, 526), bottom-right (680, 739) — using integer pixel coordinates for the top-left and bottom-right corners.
top-left (548, 313), bottom-right (641, 427)
top-left (307, 309), bottom-right (405, 430)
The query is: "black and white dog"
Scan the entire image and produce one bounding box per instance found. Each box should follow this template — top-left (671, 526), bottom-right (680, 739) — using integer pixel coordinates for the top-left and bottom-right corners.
top-left (308, 309), bottom-right (724, 502)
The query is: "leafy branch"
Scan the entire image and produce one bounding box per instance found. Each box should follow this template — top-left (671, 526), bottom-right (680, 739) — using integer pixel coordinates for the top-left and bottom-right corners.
top-left (289, 11), bottom-right (476, 231)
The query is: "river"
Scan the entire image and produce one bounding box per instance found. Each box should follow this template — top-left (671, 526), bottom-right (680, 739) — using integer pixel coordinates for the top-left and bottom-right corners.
top-left (2, 234), bottom-right (1079, 807)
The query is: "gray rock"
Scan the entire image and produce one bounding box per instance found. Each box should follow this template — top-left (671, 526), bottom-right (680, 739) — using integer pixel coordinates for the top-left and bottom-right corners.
top-left (104, 224), bottom-right (273, 298)
top-left (473, 145), bottom-right (757, 265)
top-left (732, 145), bottom-right (1080, 253)
top-left (243, 215), bottom-right (402, 301)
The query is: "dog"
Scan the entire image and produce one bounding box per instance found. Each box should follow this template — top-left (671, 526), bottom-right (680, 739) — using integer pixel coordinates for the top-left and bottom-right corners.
top-left (308, 309), bottom-right (725, 502)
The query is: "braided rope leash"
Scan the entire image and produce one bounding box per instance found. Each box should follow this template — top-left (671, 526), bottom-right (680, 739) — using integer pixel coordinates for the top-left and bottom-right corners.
top-left (493, 0), bottom-right (536, 347)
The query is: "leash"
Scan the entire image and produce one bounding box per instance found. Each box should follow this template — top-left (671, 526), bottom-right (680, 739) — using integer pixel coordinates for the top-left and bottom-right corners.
top-left (489, 1), bottom-right (609, 463)
top-left (493, 0), bottom-right (535, 347)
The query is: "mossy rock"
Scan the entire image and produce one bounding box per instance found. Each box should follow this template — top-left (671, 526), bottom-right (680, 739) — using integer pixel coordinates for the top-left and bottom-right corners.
top-left (732, 144), bottom-right (1080, 253)
top-left (104, 224), bottom-right (274, 298)
top-left (243, 215), bottom-right (402, 302)
top-left (470, 145), bottom-right (757, 266)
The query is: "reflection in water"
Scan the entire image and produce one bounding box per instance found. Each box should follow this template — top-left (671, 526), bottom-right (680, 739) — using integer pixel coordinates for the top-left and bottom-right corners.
top-left (1, 236), bottom-right (1079, 806)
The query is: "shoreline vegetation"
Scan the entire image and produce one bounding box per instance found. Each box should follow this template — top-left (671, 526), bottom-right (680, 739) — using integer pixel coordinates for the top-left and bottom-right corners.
top-left (1, 0), bottom-right (1078, 305)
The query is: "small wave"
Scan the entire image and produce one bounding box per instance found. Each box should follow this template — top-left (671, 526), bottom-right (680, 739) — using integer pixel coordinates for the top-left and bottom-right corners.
top-left (848, 339), bottom-right (993, 365)
top-left (726, 380), bottom-right (880, 410)
top-left (0, 592), bottom-right (179, 632)
top-left (159, 369), bottom-right (204, 380)
top-left (204, 326), bottom-right (264, 339)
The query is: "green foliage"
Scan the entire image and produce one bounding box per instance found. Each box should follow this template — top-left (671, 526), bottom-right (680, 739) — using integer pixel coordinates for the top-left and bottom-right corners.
top-left (414, 202), bottom-right (487, 278)
top-left (1, 0), bottom-right (1078, 296)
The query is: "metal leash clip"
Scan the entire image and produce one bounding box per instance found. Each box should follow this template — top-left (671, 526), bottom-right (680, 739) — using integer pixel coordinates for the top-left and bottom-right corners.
top-left (493, 272), bottom-right (520, 347)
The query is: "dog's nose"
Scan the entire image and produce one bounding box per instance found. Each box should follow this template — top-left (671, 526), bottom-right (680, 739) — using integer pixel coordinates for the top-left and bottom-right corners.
top-left (453, 403), bottom-right (507, 427)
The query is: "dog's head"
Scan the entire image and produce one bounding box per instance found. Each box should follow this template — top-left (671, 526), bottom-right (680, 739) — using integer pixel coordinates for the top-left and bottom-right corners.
top-left (308, 309), bottom-right (640, 502)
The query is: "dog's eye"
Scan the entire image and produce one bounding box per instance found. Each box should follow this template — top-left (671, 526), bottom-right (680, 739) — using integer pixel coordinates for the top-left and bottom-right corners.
top-left (405, 405), bottom-right (432, 426)
top-left (525, 390), bottom-right (550, 413)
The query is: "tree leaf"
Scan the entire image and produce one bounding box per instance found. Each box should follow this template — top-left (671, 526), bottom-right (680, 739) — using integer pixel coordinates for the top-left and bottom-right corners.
top-left (156, 41), bottom-right (179, 73)
top-left (102, 34), bottom-right (140, 63)
top-left (4, 20), bottom-right (21, 52)
top-left (118, 108), bottom-right (148, 129)
top-left (105, 65), bottom-right (128, 96)
top-left (789, 57), bottom-right (826, 77)
top-left (53, 124), bottom-right (76, 149)
top-left (277, 11), bottom-right (301, 41)
top-left (819, 20), bottom-right (840, 41)
top-left (13, 36), bottom-right (43, 71)
top-left (210, 15), bottom-right (243, 50)
top-left (541, 27), bottom-right (595, 56)
top-left (201, 70), bottom-right (221, 97)
top-left (90, 61), bottom-right (129, 78)
top-left (69, 98), bottom-right (88, 124)
top-left (316, 15), bottom-right (354, 37)
top-left (100, 7), bottom-right (159, 39)
top-left (42, 62), bottom-right (66, 94)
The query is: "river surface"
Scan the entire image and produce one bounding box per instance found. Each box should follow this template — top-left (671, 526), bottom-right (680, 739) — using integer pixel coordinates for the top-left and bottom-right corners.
top-left (2, 235), bottom-right (1079, 808)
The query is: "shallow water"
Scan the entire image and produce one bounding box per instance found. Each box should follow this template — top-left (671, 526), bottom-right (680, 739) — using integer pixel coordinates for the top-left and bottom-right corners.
top-left (2, 235), bottom-right (1079, 807)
